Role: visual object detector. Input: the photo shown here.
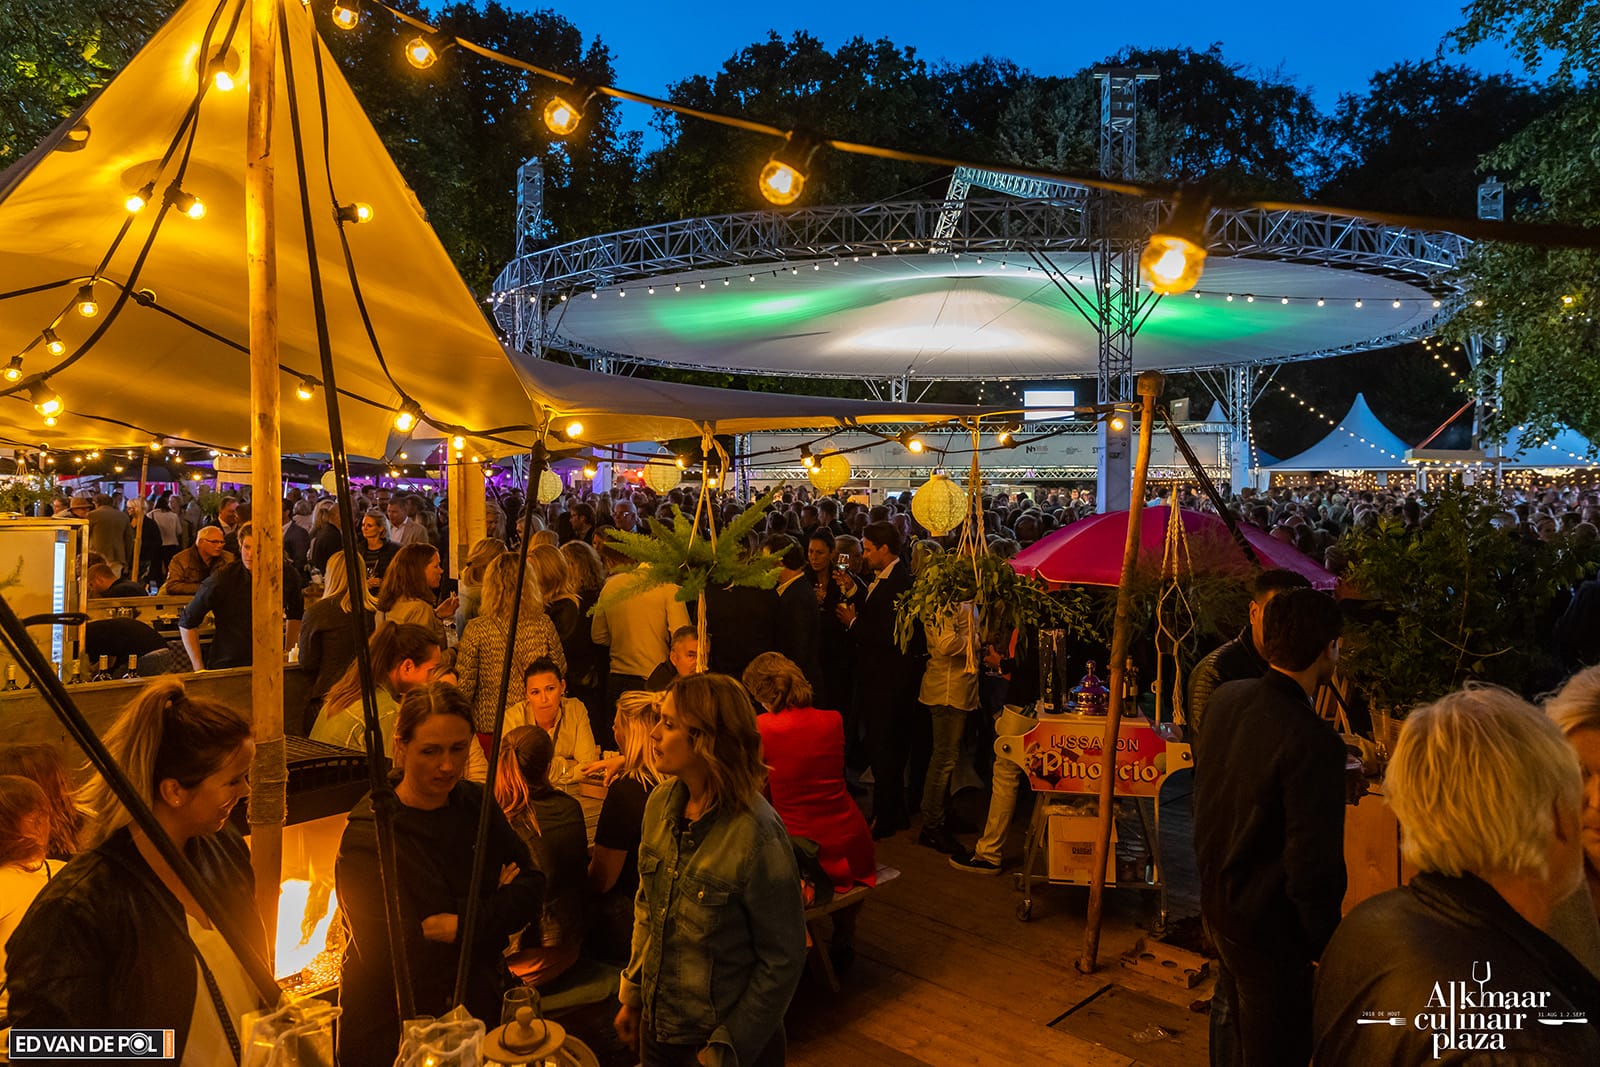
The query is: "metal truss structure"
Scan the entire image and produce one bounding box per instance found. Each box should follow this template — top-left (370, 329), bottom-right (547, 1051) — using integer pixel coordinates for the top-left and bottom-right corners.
top-left (492, 198), bottom-right (1469, 374)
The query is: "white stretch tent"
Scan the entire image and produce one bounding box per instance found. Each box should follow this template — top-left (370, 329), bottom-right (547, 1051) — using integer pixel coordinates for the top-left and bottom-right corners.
top-left (1266, 393), bottom-right (1414, 473)
top-left (1489, 426), bottom-right (1600, 470)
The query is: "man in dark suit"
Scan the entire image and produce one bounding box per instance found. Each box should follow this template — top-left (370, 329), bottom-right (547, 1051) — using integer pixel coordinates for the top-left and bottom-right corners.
top-left (701, 575), bottom-right (779, 682)
top-left (837, 520), bottom-right (920, 838)
top-left (764, 535), bottom-right (824, 701)
top-left (1194, 588), bottom-right (1347, 1067)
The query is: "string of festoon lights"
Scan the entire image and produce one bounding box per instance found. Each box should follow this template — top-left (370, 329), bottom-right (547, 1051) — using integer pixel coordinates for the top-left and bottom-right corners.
top-left (328, 0), bottom-right (1600, 314)
top-left (1273, 385), bottom-right (1408, 466)
top-left (487, 249), bottom-right (1459, 311)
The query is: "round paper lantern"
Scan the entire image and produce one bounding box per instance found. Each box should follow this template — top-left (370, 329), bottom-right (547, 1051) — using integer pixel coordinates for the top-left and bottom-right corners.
top-left (319, 470), bottom-right (338, 493)
top-left (807, 451), bottom-right (851, 493)
top-left (536, 468), bottom-right (563, 503)
top-left (911, 473), bottom-right (967, 536)
top-left (642, 458), bottom-right (680, 494)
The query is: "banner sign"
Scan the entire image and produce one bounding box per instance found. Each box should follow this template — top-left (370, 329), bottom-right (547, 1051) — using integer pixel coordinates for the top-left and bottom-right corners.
top-left (997, 713), bottom-right (1192, 797)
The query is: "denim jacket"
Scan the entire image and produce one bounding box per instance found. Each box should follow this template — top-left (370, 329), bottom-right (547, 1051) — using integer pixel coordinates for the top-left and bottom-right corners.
top-left (619, 778), bottom-right (806, 1066)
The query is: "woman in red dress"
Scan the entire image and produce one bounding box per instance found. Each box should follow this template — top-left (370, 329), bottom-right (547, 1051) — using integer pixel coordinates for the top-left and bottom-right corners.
top-left (742, 652), bottom-right (876, 896)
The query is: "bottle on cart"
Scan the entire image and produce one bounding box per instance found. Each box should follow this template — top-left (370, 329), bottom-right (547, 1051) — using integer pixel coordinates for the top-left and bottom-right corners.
top-left (90, 655), bottom-right (113, 682)
top-left (64, 660), bottom-right (81, 685)
top-left (2, 665), bottom-right (18, 692)
top-left (1123, 657), bottom-right (1140, 708)
top-left (121, 655), bottom-right (140, 680)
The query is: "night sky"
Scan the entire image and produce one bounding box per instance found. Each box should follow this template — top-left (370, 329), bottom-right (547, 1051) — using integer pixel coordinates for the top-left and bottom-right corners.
top-left (510, 0), bottom-right (1541, 138)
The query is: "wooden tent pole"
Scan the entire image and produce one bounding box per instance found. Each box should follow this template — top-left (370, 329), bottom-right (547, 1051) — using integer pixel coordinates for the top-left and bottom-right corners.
top-left (131, 452), bottom-right (149, 584)
top-left (246, 0), bottom-right (286, 961)
top-left (1078, 370), bottom-right (1163, 974)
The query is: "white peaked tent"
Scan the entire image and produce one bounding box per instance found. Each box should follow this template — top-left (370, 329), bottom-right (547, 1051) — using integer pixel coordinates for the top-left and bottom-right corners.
top-left (1488, 426), bottom-right (1600, 470)
top-left (1266, 393), bottom-right (1413, 472)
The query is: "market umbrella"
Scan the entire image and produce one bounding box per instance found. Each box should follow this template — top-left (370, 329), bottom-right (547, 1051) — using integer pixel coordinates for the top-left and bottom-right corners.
top-left (1010, 507), bottom-right (1335, 590)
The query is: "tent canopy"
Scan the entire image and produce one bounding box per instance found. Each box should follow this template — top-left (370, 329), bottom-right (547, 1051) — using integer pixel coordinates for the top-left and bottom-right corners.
top-left (1266, 393), bottom-right (1413, 472)
top-left (1489, 426), bottom-right (1600, 469)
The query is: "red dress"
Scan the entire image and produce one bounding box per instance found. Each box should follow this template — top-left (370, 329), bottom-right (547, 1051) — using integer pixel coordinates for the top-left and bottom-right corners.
top-left (758, 706), bottom-right (876, 894)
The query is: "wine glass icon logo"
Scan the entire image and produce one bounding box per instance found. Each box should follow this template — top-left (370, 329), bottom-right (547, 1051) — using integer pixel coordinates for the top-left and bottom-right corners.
top-left (1472, 960), bottom-right (1493, 997)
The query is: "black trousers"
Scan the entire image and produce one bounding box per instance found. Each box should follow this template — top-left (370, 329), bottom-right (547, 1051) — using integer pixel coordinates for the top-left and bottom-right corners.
top-left (857, 670), bottom-right (917, 829)
top-left (1209, 929), bottom-right (1314, 1067)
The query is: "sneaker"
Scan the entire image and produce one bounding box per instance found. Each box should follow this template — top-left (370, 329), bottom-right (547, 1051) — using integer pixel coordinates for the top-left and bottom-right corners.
top-left (948, 851), bottom-right (1001, 875)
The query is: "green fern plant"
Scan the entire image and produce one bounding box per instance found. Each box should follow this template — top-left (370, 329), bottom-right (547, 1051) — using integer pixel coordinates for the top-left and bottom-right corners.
top-left (894, 551), bottom-right (1096, 653)
top-left (595, 488), bottom-right (782, 612)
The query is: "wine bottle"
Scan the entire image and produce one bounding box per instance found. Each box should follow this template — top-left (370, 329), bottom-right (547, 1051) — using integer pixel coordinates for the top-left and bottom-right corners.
top-left (90, 655), bottom-right (113, 682)
top-left (2, 665), bottom-right (18, 692)
top-left (121, 655), bottom-right (140, 680)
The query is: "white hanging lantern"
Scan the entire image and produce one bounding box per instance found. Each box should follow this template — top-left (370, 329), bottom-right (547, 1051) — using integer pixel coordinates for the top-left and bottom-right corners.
top-left (535, 468), bottom-right (563, 503)
top-left (319, 470), bottom-right (338, 493)
top-left (642, 456), bottom-right (681, 494)
top-left (807, 451), bottom-right (851, 493)
top-left (911, 472), bottom-right (967, 536)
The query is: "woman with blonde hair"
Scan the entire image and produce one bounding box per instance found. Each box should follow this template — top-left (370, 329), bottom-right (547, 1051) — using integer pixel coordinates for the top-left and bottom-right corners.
top-left (456, 552), bottom-right (565, 732)
top-left (376, 542), bottom-right (455, 644)
top-left (455, 536), bottom-right (506, 634)
top-left (7, 680), bottom-right (266, 1061)
top-left (616, 674), bottom-right (806, 1067)
top-left (296, 551), bottom-right (376, 733)
top-left (586, 690), bottom-right (661, 961)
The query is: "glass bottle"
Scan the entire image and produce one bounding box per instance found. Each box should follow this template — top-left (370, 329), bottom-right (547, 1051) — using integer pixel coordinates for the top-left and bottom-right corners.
top-left (90, 655), bottom-right (113, 682)
top-left (2, 665), bottom-right (18, 692)
top-left (121, 655), bottom-right (140, 680)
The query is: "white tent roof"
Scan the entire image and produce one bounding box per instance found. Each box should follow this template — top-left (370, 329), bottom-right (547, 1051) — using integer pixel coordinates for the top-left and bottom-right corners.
top-left (0, 0), bottom-right (993, 459)
top-left (1489, 426), bottom-right (1600, 469)
top-left (1266, 393), bottom-right (1413, 472)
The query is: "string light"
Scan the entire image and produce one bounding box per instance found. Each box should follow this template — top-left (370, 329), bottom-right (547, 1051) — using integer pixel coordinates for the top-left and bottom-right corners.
top-left (28, 382), bottom-right (64, 419)
top-left (206, 48), bottom-right (240, 92)
top-left (452, 435), bottom-right (466, 452)
top-left (330, 0), bottom-right (360, 29)
top-left (393, 399), bottom-right (421, 432)
top-left (41, 329), bottom-right (64, 356)
top-left (564, 420), bottom-right (584, 439)
top-left (759, 133), bottom-right (821, 207)
top-left (75, 282), bottom-right (99, 318)
top-left (124, 181), bottom-right (155, 213)
top-left (3, 356), bottom-right (22, 383)
top-left (896, 429), bottom-right (925, 454)
top-left (335, 201), bottom-right (374, 224)
top-left (169, 187), bottom-right (206, 220)
top-left (404, 36), bottom-right (440, 69)
top-left (543, 86), bottom-right (598, 137)
top-left (295, 377), bottom-right (316, 400)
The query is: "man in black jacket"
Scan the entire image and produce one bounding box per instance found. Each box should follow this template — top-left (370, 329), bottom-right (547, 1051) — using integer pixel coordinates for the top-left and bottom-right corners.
top-left (1313, 687), bottom-right (1600, 1065)
top-left (837, 521), bottom-right (918, 838)
top-left (766, 534), bottom-right (825, 702)
top-left (1186, 568), bottom-right (1311, 742)
top-left (1194, 587), bottom-right (1346, 1066)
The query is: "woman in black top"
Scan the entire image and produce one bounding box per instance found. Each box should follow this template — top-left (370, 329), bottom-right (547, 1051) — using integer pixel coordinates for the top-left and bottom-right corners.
top-left (586, 690), bottom-right (660, 962)
top-left (358, 509), bottom-right (400, 590)
top-left (296, 552), bottom-right (374, 735)
top-left (335, 684), bottom-right (542, 1067)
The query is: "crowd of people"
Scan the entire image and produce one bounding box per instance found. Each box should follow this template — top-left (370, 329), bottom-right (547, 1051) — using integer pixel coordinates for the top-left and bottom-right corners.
top-left (8, 470), bottom-right (1600, 1064)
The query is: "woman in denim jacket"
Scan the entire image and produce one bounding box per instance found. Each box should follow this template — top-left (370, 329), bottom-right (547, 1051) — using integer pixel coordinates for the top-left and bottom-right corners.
top-left (616, 673), bottom-right (807, 1067)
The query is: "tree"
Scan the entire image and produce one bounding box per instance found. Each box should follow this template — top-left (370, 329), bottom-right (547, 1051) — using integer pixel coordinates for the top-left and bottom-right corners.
top-left (0, 0), bottom-right (173, 164)
top-left (1318, 61), bottom-right (1555, 218)
top-left (1444, 1), bottom-right (1600, 443)
top-left (318, 2), bottom-right (644, 295)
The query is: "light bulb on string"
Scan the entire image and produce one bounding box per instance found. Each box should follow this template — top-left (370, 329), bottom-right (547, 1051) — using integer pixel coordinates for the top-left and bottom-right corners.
top-left (800, 445), bottom-right (817, 469)
top-left (542, 86), bottom-right (598, 137)
top-left (75, 282), bottom-right (99, 318)
top-left (28, 382), bottom-right (64, 419)
top-left (452, 435), bottom-right (466, 452)
top-left (564, 420), bottom-right (584, 439)
top-left (124, 181), bottom-right (155, 213)
top-left (393, 400), bottom-right (421, 432)
top-left (759, 132), bottom-right (821, 206)
top-left (41, 329), bottom-right (64, 356)
top-left (405, 35), bottom-right (440, 69)
top-left (1140, 190), bottom-right (1210, 295)
top-left (330, 0), bottom-right (360, 29)
top-left (205, 48), bottom-right (240, 92)
top-left (3, 356), bottom-right (22, 383)
top-left (336, 201), bottom-right (374, 224)
top-left (295, 377), bottom-right (316, 401)
top-left (168, 187), bottom-right (206, 220)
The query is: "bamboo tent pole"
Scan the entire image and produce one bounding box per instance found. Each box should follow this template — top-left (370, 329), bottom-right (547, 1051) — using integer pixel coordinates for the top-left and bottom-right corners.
top-left (131, 452), bottom-right (149, 584)
top-left (246, 0), bottom-right (287, 955)
top-left (1078, 370), bottom-right (1164, 974)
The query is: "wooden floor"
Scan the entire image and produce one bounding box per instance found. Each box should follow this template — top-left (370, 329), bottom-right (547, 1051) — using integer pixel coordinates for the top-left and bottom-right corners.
top-left (786, 779), bottom-right (1210, 1067)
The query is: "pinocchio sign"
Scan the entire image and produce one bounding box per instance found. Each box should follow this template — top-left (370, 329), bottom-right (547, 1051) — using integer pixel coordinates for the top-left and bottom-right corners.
top-left (996, 714), bottom-right (1191, 798)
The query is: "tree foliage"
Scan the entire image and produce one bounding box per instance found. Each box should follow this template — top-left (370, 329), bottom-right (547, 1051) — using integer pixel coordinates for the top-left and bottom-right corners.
top-left (1444, 1), bottom-right (1600, 442)
top-left (0, 0), bottom-right (173, 164)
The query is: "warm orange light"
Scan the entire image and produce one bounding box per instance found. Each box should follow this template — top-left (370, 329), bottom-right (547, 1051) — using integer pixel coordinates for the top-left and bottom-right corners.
top-left (330, 2), bottom-right (360, 30)
top-left (1140, 234), bottom-right (1206, 295)
top-left (405, 37), bottom-right (438, 69)
top-left (759, 159), bottom-right (805, 206)
top-left (543, 96), bottom-right (581, 136)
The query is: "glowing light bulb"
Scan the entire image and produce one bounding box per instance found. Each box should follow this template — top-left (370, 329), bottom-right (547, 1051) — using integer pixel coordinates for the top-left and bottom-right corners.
top-left (1110, 415), bottom-right (1127, 432)
top-left (452, 435), bottom-right (466, 451)
top-left (1140, 195), bottom-right (1210, 294)
top-left (125, 182), bottom-right (155, 213)
top-left (405, 37), bottom-right (438, 69)
top-left (3, 356), bottom-right (22, 383)
top-left (907, 438), bottom-right (925, 454)
top-left (582, 464), bottom-right (597, 479)
top-left (42, 329), bottom-right (64, 356)
top-left (1354, 299), bottom-right (1364, 308)
top-left (295, 377), bottom-right (315, 400)
top-left (76, 283), bottom-right (99, 318)
top-left (543, 94), bottom-right (587, 136)
top-left (171, 190), bottom-right (206, 219)
top-left (330, 1), bottom-right (359, 29)
top-left (43, 416), bottom-right (58, 427)
top-left (759, 159), bottom-right (805, 206)
top-left (394, 401), bottom-right (420, 432)
top-left (336, 202), bottom-right (374, 224)
top-left (565, 420), bottom-right (583, 438)
top-left (29, 383), bottom-right (64, 419)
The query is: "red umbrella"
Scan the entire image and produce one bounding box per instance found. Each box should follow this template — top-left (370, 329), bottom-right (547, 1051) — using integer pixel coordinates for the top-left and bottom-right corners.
top-left (1010, 507), bottom-right (1336, 590)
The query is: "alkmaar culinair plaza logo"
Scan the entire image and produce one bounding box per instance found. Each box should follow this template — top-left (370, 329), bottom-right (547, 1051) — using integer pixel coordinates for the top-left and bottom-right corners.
top-left (1357, 960), bottom-right (1588, 1060)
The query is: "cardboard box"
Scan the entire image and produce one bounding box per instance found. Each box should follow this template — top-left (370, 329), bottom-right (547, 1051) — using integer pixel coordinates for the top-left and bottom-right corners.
top-left (1047, 812), bottom-right (1116, 883)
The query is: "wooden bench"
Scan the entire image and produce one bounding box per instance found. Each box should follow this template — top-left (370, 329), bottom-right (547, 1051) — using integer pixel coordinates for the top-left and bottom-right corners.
top-left (802, 863), bottom-right (899, 991)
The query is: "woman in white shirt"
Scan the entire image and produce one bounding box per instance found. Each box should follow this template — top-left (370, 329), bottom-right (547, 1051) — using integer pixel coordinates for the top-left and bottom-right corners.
top-left (502, 657), bottom-right (598, 780)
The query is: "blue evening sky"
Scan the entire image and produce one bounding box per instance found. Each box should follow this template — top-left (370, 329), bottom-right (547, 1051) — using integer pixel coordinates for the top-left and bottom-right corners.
top-left (513, 0), bottom-right (1538, 140)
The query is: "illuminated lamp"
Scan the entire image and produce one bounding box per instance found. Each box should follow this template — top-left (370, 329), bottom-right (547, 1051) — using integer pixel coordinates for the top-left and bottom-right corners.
top-left (536, 468), bottom-right (563, 503)
top-left (543, 86), bottom-right (599, 137)
top-left (911, 473), bottom-right (967, 537)
top-left (807, 451), bottom-right (851, 493)
top-left (642, 455), bottom-right (680, 494)
top-left (1140, 192), bottom-right (1211, 295)
top-left (759, 133), bottom-right (822, 207)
